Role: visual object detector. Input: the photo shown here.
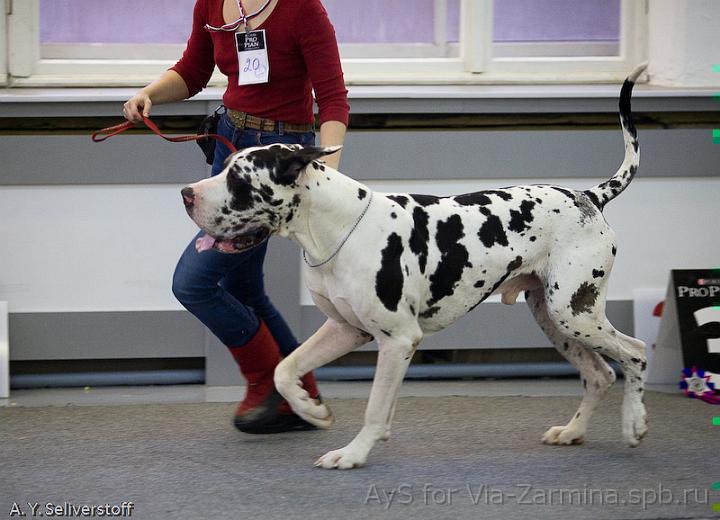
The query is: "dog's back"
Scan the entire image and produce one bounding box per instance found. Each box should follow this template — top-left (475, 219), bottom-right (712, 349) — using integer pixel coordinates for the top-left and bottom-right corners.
top-left (374, 63), bottom-right (647, 335)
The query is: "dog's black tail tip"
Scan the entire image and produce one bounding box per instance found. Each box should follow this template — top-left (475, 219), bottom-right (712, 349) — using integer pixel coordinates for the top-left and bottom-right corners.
top-left (619, 62), bottom-right (648, 121)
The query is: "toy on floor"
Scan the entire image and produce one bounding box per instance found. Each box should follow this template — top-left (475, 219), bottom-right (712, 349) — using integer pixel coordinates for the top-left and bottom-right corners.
top-left (679, 367), bottom-right (720, 404)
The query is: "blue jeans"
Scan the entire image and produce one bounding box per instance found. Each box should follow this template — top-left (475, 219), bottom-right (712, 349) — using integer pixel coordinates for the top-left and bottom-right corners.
top-left (172, 111), bottom-right (315, 354)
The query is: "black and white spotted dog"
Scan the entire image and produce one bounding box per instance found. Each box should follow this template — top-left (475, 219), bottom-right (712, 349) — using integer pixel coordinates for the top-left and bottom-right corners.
top-left (182, 63), bottom-right (649, 469)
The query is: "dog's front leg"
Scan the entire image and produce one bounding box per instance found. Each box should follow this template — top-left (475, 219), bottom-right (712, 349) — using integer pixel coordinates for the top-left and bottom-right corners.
top-left (315, 335), bottom-right (418, 469)
top-left (275, 319), bottom-right (371, 428)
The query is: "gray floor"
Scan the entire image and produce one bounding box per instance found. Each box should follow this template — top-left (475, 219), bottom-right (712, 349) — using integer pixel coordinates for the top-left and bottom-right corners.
top-left (1, 381), bottom-right (718, 520)
top-left (0, 379), bottom-right (680, 408)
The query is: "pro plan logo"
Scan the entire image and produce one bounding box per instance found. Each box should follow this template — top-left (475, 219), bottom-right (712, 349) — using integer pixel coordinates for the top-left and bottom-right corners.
top-left (677, 285), bottom-right (720, 298)
top-left (698, 278), bottom-right (720, 286)
top-left (672, 270), bottom-right (720, 372)
top-left (677, 276), bottom-right (720, 298)
top-left (675, 275), bottom-right (720, 354)
top-left (236, 30), bottom-right (266, 52)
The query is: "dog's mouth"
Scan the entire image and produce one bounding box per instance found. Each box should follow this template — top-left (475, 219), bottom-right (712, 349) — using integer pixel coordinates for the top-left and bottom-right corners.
top-left (195, 227), bottom-right (271, 254)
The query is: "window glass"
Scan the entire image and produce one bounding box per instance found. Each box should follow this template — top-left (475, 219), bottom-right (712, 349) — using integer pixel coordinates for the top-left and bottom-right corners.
top-left (39, 0), bottom-right (623, 62)
top-left (493, 0), bottom-right (620, 57)
top-left (41, 0), bottom-right (194, 44)
top-left (41, 0), bottom-right (461, 47)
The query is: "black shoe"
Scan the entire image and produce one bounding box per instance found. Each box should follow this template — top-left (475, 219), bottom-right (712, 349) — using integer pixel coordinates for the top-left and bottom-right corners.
top-left (233, 389), bottom-right (319, 434)
top-left (237, 412), bottom-right (318, 434)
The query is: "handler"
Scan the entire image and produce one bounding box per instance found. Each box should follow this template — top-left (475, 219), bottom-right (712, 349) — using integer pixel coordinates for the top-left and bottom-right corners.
top-left (123, 0), bottom-right (349, 433)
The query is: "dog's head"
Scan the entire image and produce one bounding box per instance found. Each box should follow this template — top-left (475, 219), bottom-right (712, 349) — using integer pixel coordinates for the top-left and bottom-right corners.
top-left (181, 143), bottom-right (340, 253)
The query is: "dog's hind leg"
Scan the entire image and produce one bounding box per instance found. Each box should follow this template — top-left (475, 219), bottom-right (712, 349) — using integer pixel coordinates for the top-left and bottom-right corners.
top-left (526, 289), bottom-right (616, 445)
top-left (274, 319), bottom-right (371, 429)
top-left (315, 328), bottom-right (421, 469)
top-left (541, 270), bottom-right (648, 447)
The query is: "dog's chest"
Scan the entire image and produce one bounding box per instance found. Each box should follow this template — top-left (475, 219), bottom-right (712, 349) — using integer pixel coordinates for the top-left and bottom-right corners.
top-left (304, 268), bottom-right (366, 329)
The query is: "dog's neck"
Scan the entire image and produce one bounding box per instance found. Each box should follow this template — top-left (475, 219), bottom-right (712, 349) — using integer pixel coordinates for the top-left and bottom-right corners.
top-left (280, 163), bottom-right (371, 265)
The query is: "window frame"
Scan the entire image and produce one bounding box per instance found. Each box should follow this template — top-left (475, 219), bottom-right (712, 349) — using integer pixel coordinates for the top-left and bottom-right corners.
top-left (0, 2), bottom-right (7, 86)
top-left (5, 0), bottom-right (647, 87)
top-left (486, 0), bottom-right (647, 78)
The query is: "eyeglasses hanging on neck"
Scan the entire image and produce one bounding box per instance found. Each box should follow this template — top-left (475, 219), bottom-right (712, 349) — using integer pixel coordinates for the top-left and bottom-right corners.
top-left (205, 0), bottom-right (274, 32)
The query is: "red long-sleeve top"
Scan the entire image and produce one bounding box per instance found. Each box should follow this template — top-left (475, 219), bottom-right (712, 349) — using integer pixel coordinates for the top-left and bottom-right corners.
top-left (172, 0), bottom-right (349, 126)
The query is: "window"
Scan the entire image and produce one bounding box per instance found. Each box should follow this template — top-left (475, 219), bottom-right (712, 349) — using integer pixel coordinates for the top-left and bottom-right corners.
top-left (486, 0), bottom-right (645, 80)
top-left (40, 0), bottom-right (195, 59)
top-left (5, 0), bottom-right (646, 86)
top-left (327, 0), bottom-right (460, 59)
top-left (494, 0), bottom-right (621, 58)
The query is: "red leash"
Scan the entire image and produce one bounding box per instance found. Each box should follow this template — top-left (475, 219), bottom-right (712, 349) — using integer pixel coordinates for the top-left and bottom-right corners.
top-left (91, 115), bottom-right (237, 153)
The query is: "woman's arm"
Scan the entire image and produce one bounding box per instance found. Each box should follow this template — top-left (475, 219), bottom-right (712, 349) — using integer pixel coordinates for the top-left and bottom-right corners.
top-left (319, 120), bottom-right (346, 169)
top-left (123, 0), bottom-right (214, 123)
top-left (123, 70), bottom-right (190, 123)
top-left (297, 0), bottom-right (350, 170)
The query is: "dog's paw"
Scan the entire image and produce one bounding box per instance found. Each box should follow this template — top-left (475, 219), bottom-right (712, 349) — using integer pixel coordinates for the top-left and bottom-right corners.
top-left (542, 425), bottom-right (585, 445)
top-left (276, 376), bottom-right (335, 429)
top-left (315, 446), bottom-right (367, 470)
top-left (623, 402), bottom-right (648, 447)
top-left (294, 397), bottom-right (335, 429)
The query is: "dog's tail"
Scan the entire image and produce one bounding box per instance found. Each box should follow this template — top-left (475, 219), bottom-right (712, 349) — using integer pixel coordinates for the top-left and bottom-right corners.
top-left (585, 62), bottom-right (647, 210)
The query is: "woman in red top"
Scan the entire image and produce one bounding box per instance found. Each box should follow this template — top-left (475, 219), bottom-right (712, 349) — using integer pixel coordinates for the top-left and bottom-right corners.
top-left (123, 0), bottom-right (349, 433)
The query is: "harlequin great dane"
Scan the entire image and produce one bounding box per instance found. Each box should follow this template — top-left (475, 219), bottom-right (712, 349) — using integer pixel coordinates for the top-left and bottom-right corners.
top-left (182, 63), bottom-right (649, 469)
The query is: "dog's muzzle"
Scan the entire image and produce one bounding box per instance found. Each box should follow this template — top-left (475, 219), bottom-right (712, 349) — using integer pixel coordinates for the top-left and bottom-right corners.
top-left (180, 186), bottom-right (270, 254)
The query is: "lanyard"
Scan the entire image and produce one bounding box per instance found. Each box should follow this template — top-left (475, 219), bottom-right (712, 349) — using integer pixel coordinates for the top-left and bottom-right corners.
top-left (205, 0), bottom-right (273, 33)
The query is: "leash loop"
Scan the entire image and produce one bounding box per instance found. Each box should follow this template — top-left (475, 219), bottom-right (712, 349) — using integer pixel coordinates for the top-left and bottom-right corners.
top-left (303, 191), bottom-right (373, 268)
top-left (91, 115), bottom-right (238, 154)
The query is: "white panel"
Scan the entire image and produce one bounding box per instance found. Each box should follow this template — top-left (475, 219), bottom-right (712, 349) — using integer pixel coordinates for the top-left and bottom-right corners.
top-left (0, 9), bottom-right (7, 85)
top-left (460, 0), bottom-right (492, 73)
top-left (7, 0), bottom-right (39, 78)
top-left (300, 177), bottom-right (720, 304)
top-left (649, 0), bottom-right (720, 87)
top-left (0, 185), bottom-right (198, 312)
top-left (0, 301), bottom-right (8, 398)
top-left (633, 287), bottom-right (666, 372)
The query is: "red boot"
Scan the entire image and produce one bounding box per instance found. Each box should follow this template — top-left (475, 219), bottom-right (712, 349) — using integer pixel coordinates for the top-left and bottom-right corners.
top-left (229, 321), bottom-right (319, 433)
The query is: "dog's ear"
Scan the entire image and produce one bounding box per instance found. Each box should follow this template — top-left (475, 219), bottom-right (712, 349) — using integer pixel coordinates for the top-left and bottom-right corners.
top-left (275, 146), bottom-right (342, 185)
top-left (222, 151), bottom-right (242, 171)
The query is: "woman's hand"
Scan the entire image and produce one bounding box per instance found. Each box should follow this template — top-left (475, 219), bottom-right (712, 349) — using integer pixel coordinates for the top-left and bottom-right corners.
top-left (121, 71), bottom-right (190, 123)
top-left (123, 91), bottom-right (153, 123)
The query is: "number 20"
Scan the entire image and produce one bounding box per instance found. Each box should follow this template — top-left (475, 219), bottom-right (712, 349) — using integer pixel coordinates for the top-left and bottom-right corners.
top-left (243, 58), bottom-right (260, 73)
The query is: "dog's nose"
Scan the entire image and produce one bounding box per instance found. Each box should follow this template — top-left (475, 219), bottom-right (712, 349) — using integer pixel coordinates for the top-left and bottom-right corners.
top-left (181, 187), bottom-right (195, 208)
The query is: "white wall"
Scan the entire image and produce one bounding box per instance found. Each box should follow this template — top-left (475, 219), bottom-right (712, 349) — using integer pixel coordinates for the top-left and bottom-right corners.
top-left (648, 0), bottom-right (720, 87)
top-left (0, 184), bottom-right (197, 312)
top-left (1, 177), bottom-right (718, 314)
